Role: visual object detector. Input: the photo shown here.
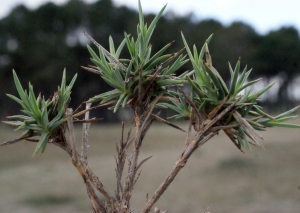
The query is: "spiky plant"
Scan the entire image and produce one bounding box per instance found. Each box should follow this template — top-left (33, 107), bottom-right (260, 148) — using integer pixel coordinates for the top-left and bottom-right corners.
top-left (3, 69), bottom-right (77, 155)
top-left (158, 33), bottom-right (300, 152)
top-left (1, 1), bottom-right (300, 213)
top-left (83, 1), bottom-right (190, 113)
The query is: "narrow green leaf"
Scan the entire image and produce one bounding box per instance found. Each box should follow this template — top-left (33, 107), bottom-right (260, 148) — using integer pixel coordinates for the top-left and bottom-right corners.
top-left (229, 58), bottom-right (240, 95)
top-left (12, 70), bottom-right (31, 109)
top-left (143, 40), bottom-right (174, 69)
top-left (144, 54), bottom-right (172, 71)
top-left (203, 62), bottom-right (225, 99)
top-left (109, 36), bottom-right (116, 56)
top-left (263, 122), bottom-right (300, 128)
top-left (199, 34), bottom-right (213, 63)
top-left (275, 106), bottom-right (300, 119)
top-left (33, 133), bottom-right (50, 155)
top-left (113, 93), bottom-right (126, 113)
top-left (6, 94), bottom-right (23, 106)
top-left (247, 82), bottom-right (275, 102)
top-left (87, 45), bottom-right (101, 61)
top-left (253, 105), bottom-right (275, 120)
top-left (115, 38), bottom-right (126, 59)
top-left (235, 78), bottom-right (261, 95)
top-left (144, 3), bottom-right (167, 45)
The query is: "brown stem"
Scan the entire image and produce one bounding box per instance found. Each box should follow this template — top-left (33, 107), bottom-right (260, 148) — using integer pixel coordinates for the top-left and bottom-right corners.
top-left (140, 132), bottom-right (217, 213)
top-left (85, 180), bottom-right (106, 213)
top-left (81, 103), bottom-right (91, 165)
top-left (66, 108), bottom-right (78, 164)
top-left (66, 108), bottom-right (115, 211)
top-left (140, 98), bottom-right (240, 213)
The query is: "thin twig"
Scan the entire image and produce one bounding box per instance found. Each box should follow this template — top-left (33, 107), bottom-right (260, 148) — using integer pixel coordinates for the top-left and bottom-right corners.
top-left (81, 103), bottom-right (91, 165)
top-left (84, 165), bottom-right (116, 204)
top-left (151, 113), bottom-right (186, 133)
top-left (0, 135), bottom-right (36, 146)
top-left (136, 156), bottom-right (152, 172)
top-left (185, 108), bottom-right (194, 147)
top-left (74, 118), bottom-right (102, 124)
top-left (85, 180), bottom-right (106, 213)
top-left (116, 121), bottom-right (128, 201)
top-left (66, 108), bottom-right (78, 164)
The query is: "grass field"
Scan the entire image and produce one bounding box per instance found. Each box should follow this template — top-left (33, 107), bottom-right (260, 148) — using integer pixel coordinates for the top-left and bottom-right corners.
top-left (0, 121), bottom-right (299, 213)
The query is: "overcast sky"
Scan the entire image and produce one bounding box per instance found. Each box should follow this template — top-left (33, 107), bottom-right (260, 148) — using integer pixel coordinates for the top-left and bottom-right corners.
top-left (0, 0), bottom-right (299, 35)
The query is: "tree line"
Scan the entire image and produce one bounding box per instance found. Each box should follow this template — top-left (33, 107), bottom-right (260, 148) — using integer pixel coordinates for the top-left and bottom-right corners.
top-left (0, 0), bottom-right (299, 121)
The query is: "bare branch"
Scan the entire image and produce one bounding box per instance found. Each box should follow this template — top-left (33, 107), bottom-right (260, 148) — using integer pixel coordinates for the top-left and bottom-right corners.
top-left (136, 156), bottom-right (152, 172)
top-left (0, 135), bottom-right (36, 146)
top-left (85, 180), bottom-right (106, 213)
top-left (81, 103), bottom-right (92, 165)
top-left (116, 121), bottom-right (128, 200)
top-left (151, 113), bottom-right (186, 133)
top-left (185, 108), bottom-right (194, 147)
top-left (133, 170), bottom-right (142, 187)
top-left (52, 141), bottom-right (72, 156)
top-left (84, 165), bottom-right (116, 204)
top-left (74, 118), bottom-right (102, 124)
top-left (66, 108), bottom-right (78, 164)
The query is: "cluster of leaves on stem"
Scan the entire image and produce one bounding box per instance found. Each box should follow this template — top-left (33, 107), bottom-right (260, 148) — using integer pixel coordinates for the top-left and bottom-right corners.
top-left (2, 0), bottom-right (300, 157)
top-left (3, 70), bottom-right (77, 155)
top-left (84, 1), bottom-right (190, 112)
top-left (158, 34), bottom-right (300, 151)
top-left (83, 1), bottom-right (300, 152)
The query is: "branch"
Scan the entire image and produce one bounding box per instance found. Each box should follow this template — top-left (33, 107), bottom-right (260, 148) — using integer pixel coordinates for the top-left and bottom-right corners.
top-left (84, 165), bottom-right (116, 205)
top-left (81, 103), bottom-right (92, 165)
top-left (0, 135), bottom-right (37, 146)
top-left (140, 98), bottom-right (241, 213)
top-left (66, 108), bottom-right (78, 164)
top-left (85, 180), bottom-right (106, 213)
top-left (151, 113), bottom-right (186, 133)
top-left (115, 122), bottom-right (132, 201)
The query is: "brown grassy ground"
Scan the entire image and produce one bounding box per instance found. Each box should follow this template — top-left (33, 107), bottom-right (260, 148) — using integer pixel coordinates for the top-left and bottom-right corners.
top-left (0, 121), bottom-right (299, 213)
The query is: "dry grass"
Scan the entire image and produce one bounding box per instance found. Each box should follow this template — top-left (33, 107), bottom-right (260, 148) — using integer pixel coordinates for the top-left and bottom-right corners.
top-left (0, 121), bottom-right (300, 213)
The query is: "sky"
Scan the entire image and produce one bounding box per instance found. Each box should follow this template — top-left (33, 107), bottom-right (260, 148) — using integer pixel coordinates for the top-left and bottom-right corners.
top-left (0, 0), bottom-right (299, 35)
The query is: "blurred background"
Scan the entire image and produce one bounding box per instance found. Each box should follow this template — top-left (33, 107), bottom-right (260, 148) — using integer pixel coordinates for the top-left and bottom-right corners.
top-left (0, 0), bottom-right (299, 213)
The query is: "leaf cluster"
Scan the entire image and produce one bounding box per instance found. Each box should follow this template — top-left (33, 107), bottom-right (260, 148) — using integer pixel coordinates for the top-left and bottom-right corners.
top-left (159, 34), bottom-right (300, 151)
top-left (3, 70), bottom-right (77, 155)
top-left (85, 2), bottom-right (190, 112)
top-left (2, 0), bottom-right (300, 155)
